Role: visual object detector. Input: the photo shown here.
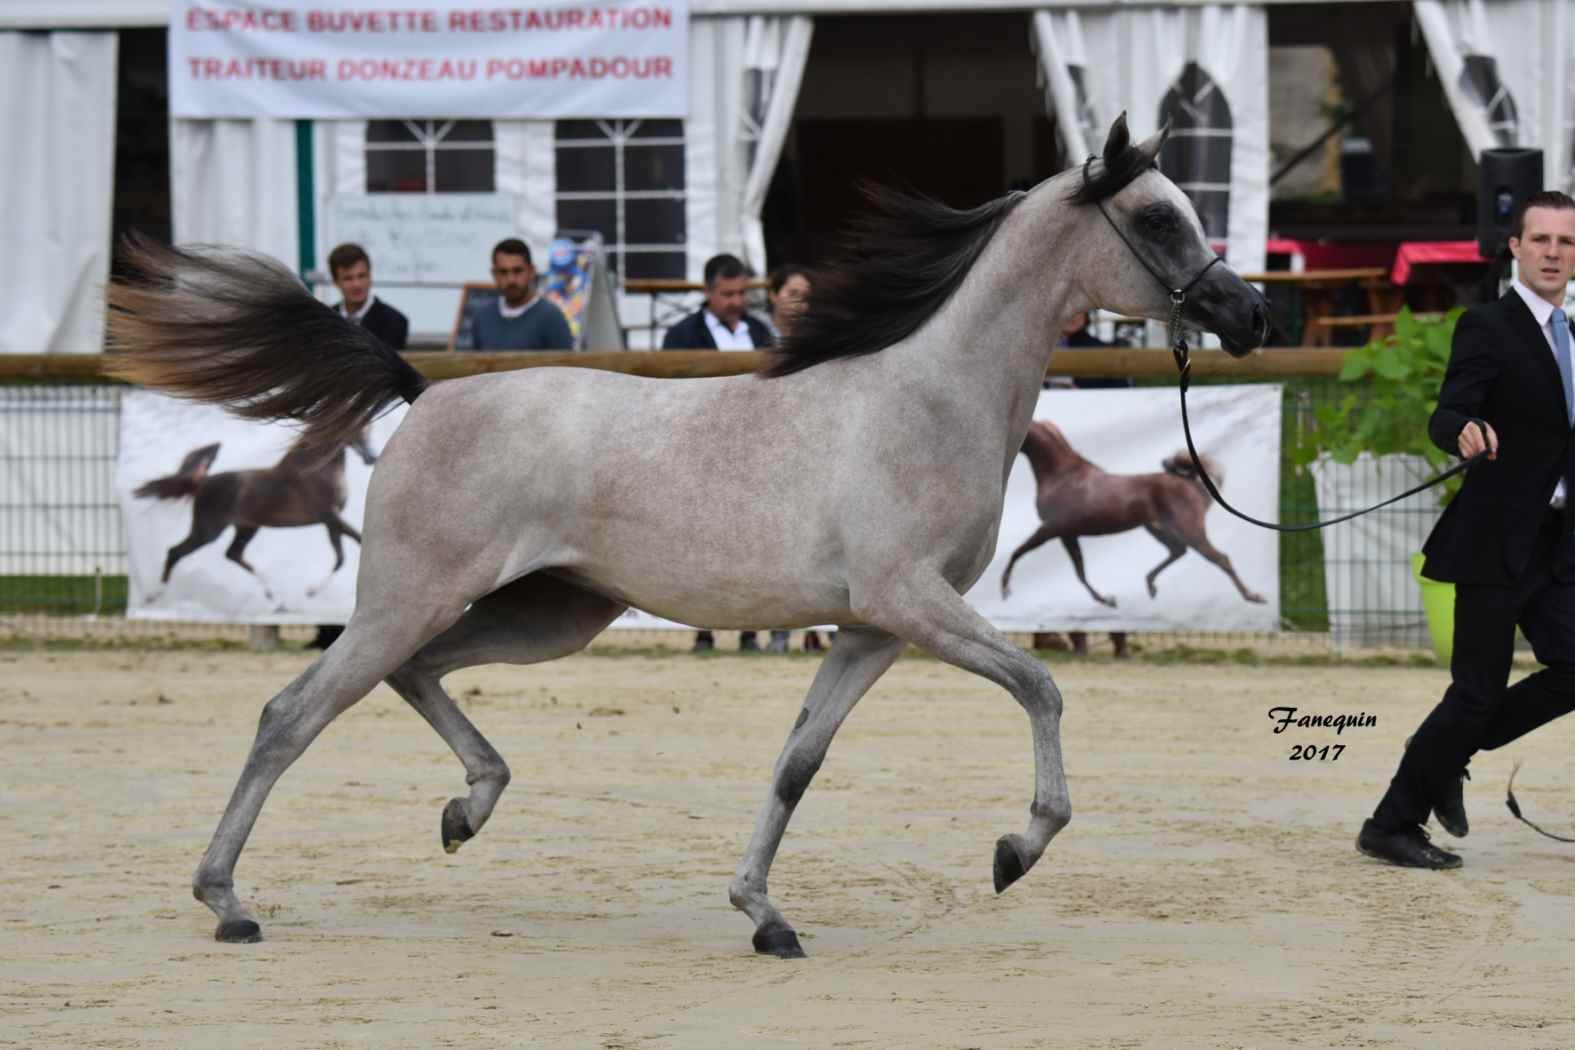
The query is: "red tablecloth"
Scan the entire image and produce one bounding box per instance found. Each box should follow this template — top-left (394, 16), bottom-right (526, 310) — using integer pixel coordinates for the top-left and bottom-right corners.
top-left (1390, 241), bottom-right (1487, 285)
top-left (1265, 238), bottom-right (1395, 271)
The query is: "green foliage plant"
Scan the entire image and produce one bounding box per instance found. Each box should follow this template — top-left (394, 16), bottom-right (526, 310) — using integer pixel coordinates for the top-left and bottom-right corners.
top-left (1291, 306), bottom-right (1466, 504)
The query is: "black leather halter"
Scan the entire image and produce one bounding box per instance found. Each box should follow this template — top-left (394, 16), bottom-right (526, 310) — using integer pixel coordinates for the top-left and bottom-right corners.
top-left (1084, 156), bottom-right (1483, 534)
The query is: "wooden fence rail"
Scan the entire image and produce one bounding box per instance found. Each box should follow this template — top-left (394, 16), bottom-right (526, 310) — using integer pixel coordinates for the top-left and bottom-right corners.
top-left (0, 348), bottom-right (1351, 383)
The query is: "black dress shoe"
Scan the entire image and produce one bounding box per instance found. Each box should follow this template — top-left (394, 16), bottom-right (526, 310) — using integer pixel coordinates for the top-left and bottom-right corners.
top-left (1433, 769), bottom-right (1469, 838)
top-left (1357, 820), bottom-right (1462, 869)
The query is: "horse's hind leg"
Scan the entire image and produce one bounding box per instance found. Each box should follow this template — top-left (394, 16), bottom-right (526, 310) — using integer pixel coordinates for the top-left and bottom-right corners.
top-left (384, 573), bottom-right (625, 853)
top-left (863, 574), bottom-right (1071, 895)
top-left (192, 599), bottom-right (468, 943)
top-left (730, 626), bottom-right (904, 958)
top-left (306, 515), bottom-right (358, 597)
top-left (1186, 534), bottom-right (1266, 604)
top-left (1142, 525), bottom-right (1188, 598)
top-left (158, 517), bottom-right (226, 585)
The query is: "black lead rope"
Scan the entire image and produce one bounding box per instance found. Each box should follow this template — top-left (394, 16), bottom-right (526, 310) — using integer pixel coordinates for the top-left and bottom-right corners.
top-left (1170, 336), bottom-right (1487, 533)
top-left (1505, 761), bottom-right (1575, 843)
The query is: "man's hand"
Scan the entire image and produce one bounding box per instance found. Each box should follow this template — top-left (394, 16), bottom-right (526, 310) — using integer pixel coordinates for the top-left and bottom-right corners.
top-left (1459, 420), bottom-right (1498, 460)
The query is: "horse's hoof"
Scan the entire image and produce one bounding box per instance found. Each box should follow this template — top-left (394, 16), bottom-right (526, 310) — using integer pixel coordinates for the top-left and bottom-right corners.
top-left (993, 836), bottom-right (1027, 894)
top-left (215, 919), bottom-right (262, 943)
top-left (441, 798), bottom-right (475, 855)
top-left (752, 922), bottom-right (807, 959)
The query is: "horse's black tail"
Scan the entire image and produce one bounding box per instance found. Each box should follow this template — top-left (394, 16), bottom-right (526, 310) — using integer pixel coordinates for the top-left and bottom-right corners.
top-left (1162, 450), bottom-right (1224, 496)
top-left (134, 442), bottom-right (222, 501)
top-left (106, 236), bottom-right (428, 456)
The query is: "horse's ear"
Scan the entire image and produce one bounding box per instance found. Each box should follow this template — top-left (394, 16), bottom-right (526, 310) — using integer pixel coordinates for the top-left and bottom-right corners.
top-left (1101, 112), bottom-right (1131, 164)
top-left (1134, 121), bottom-right (1169, 168)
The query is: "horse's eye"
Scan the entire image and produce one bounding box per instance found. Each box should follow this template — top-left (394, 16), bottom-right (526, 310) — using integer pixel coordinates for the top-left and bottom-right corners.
top-left (1140, 208), bottom-right (1178, 237)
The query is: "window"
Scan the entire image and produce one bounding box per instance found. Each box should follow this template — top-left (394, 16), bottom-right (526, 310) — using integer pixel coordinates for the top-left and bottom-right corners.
top-left (1459, 55), bottom-right (1518, 147)
top-left (365, 120), bottom-right (495, 193)
top-left (1159, 62), bottom-right (1232, 241)
top-left (555, 119), bottom-right (687, 281)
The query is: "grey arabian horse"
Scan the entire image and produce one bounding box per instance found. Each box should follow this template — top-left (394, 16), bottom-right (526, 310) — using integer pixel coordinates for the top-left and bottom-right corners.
top-left (106, 115), bottom-right (1269, 958)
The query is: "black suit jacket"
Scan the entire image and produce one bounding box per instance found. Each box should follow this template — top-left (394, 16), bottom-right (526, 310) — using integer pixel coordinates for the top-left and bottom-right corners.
top-left (660, 310), bottom-right (774, 350)
top-left (338, 297), bottom-right (409, 351)
top-left (1421, 290), bottom-right (1575, 585)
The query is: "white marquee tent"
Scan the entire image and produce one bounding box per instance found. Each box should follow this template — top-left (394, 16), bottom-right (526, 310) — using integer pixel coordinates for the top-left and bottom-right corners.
top-left (3, 0), bottom-right (1572, 352)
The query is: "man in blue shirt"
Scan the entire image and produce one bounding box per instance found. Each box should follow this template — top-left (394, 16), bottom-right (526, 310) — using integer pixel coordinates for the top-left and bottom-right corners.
top-left (472, 238), bottom-right (574, 351)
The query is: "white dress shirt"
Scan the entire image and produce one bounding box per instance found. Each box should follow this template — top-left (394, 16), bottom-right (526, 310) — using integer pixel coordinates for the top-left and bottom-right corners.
top-left (704, 309), bottom-right (756, 351)
top-left (1511, 278), bottom-right (1572, 506)
top-left (340, 297), bottom-right (375, 323)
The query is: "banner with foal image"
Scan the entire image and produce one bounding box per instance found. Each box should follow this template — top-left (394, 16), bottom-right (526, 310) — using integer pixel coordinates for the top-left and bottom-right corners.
top-left (968, 383), bottom-right (1282, 634)
top-left (118, 390), bottom-right (406, 623)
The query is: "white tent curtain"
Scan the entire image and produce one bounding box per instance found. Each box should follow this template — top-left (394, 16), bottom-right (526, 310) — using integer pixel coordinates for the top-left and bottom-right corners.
top-left (685, 16), bottom-right (746, 279)
top-left (1032, 4), bottom-right (1268, 274)
top-left (1414, 0), bottom-right (1574, 193)
top-left (1030, 10), bottom-right (1092, 166)
top-left (739, 15), bottom-right (813, 273)
top-left (170, 118), bottom-right (297, 266)
top-left (0, 31), bottom-right (117, 353)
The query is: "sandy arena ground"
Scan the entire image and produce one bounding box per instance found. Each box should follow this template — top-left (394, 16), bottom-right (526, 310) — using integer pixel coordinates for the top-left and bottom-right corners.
top-left (3, 642), bottom-right (1574, 1048)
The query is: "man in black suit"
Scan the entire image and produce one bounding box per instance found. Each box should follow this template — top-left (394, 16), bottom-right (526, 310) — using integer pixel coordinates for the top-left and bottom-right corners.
top-left (312, 243), bottom-right (409, 651)
top-left (328, 242), bottom-right (409, 351)
top-left (661, 253), bottom-right (774, 352)
top-left (662, 253), bottom-right (774, 653)
top-left (1358, 191), bottom-right (1575, 869)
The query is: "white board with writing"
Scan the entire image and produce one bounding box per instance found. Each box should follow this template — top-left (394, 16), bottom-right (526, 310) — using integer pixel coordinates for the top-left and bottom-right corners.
top-left (325, 193), bottom-right (520, 284)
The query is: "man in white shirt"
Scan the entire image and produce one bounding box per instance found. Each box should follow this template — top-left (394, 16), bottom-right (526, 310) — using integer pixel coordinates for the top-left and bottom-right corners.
top-left (660, 253), bottom-right (774, 353)
top-left (1358, 191), bottom-right (1575, 870)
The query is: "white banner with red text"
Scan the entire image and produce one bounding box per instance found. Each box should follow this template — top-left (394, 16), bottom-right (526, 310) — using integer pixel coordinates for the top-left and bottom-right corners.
top-left (170, 0), bottom-right (689, 118)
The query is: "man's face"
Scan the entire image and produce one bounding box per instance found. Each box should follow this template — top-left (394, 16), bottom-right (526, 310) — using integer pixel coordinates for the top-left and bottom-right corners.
top-left (1510, 206), bottom-right (1575, 306)
top-left (332, 260), bottom-right (371, 311)
top-left (492, 252), bottom-right (535, 306)
top-left (705, 274), bottom-right (749, 328)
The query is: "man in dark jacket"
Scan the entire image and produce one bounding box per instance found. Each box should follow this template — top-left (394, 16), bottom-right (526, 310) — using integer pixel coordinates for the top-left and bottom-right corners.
top-left (661, 253), bottom-right (774, 352)
top-left (328, 242), bottom-right (409, 350)
top-left (1358, 190), bottom-right (1575, 869)
top-left (662, 253), bottom-right (773, 652)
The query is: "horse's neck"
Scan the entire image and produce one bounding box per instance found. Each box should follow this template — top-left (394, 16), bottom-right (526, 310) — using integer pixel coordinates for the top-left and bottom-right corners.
top-left (1022, 428), bottom-right (1086, 477)
top-left (277, 444), bottom-right (342, 474)
top-left (890, 186), bottom-right (1091, 455)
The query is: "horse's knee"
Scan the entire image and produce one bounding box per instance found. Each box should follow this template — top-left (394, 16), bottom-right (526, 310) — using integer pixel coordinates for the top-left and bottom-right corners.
top-left (775, 749), bottom-right (823, 807)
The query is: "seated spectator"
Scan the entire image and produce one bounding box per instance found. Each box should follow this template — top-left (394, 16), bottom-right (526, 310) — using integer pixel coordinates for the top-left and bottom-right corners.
top-left (665, 253), bottom-right (773, 654)
top-left (763, 264), bottom-right (826, 655)
top-left (328, 242), bottom-right (408, 350)
top-left (312, 243), bottom-right (409, 651)
top-left (473, 238), bottom-right (574, 351)
top-left (661, 253), bottom-right (773, 351)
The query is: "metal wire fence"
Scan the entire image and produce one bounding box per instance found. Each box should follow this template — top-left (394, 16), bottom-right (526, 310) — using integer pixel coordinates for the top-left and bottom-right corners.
top-left (0, 374), bottom-right (1438, 653)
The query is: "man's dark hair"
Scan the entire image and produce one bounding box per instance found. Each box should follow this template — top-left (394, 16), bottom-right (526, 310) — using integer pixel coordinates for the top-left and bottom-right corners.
top-left (327, 242), bottom-right (370, 279)
top-left (768, 264), bottom-right (812, 295)
top-left (704, 253), bottom-right (748, 287)
top-left (492, 238), bottom-right (532, 267)
top-left (1511, 191), bottom-right (1575, 239)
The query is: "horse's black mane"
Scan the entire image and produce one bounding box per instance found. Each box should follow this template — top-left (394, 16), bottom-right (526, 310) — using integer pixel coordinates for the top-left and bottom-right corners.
top-left (762, 126), bottom-right (1155, 378)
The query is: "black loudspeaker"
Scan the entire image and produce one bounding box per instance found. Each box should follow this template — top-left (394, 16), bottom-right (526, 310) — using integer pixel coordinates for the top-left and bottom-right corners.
top-left (1477, 147), bottom-right (1543, 258)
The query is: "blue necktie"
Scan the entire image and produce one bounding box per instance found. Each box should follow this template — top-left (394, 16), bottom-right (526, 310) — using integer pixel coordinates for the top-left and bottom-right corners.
top-left (1555, 308), bottom-right (1574, 427)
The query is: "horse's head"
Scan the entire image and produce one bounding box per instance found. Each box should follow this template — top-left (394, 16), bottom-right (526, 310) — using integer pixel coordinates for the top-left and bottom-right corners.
top-left (1070, 114), bottom-right (1270, 357)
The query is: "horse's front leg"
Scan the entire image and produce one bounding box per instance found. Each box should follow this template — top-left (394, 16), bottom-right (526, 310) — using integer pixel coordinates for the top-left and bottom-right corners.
top-left (864, 574), bottom-right (1070, 894)
top-left (1061, 536), bottom-right (1116, 607)
top-left (730, 626), bottom-right (904, 958)
top-left (1000, 523), bottom-right (1057, 599)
